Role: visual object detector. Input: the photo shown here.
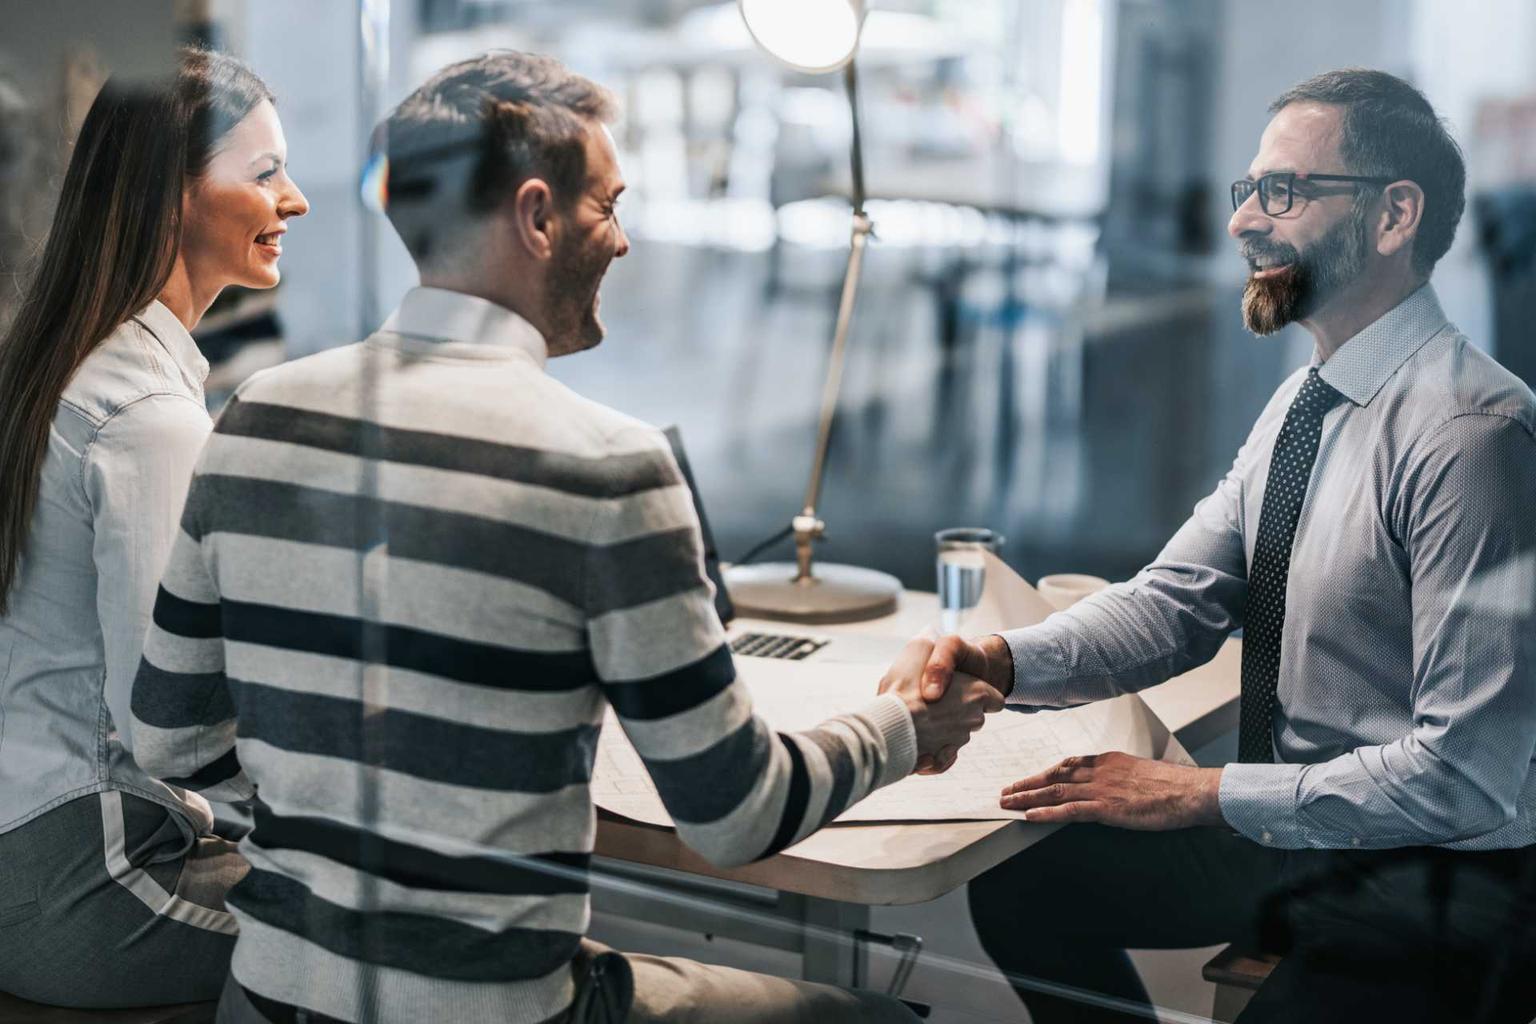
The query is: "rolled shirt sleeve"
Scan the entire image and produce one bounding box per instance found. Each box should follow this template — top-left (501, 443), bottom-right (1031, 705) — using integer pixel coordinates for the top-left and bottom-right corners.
top-left (1221, 414), bottom-right (1536, 848)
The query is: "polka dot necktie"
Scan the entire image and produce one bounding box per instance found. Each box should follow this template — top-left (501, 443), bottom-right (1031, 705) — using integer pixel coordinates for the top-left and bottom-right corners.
top-left (1238, 368), bottom-right (1342, 764)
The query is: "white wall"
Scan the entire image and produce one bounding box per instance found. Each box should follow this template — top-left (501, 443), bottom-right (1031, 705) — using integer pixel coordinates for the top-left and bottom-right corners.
top-left (1409, 0), bottom-right (1536, 349)
top-left (1207, 0), bottom-right (1410, 277)
top-left (1206, 0), bottom-right (1536, 351)
top-left (1411, 0), bottom-right (1536, 160)
top-left (238, 0), bottom-right (418, 356)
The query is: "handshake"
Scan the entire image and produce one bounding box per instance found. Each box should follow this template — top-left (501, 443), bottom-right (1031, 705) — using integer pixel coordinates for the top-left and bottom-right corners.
top-left (876, 632), bottom-right (1225, 831)
top-left (876, 634), bottom-right (1017, 775)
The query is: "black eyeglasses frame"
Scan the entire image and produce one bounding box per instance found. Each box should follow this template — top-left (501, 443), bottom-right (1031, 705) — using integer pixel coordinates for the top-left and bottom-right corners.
top-left (1230, 171), bottom-right (1396, 215)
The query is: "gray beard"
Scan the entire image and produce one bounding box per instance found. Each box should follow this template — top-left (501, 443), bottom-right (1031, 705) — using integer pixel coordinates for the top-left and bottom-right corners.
top-left (1242, 206), bottom-right (1368, 336)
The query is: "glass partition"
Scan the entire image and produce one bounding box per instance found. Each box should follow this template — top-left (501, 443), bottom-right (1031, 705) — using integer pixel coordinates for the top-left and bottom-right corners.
top-left (4, 3), bottom-right (1535, 1022)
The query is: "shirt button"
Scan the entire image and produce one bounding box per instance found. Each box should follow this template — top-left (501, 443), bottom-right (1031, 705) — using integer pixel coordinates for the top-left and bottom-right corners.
top-left (1261, 830), bottom-right (1273, 844)
top-left (1351, 837), bottom-right (1361, 848)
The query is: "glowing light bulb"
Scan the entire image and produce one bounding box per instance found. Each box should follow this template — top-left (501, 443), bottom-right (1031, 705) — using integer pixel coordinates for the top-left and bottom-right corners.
top-left (739, 0), bottom-right (863, 73)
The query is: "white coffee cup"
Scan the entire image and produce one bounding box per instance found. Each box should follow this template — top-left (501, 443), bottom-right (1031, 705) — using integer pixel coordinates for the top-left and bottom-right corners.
top-left (1036, 573), bottom-right (1110, 611)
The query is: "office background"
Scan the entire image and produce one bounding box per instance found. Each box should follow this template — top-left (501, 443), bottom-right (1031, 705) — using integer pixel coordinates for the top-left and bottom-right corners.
top-left (3, 1), bottom-right (1534, 592)
top-left (2, 1), bottom-right (1535, 1020)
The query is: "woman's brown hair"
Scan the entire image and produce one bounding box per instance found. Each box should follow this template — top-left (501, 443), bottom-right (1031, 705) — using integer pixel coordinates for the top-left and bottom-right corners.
top-left (0, 48), bottom-right (272, 612)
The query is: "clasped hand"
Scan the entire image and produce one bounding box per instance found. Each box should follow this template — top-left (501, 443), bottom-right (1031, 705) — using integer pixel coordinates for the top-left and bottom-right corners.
top-left (906, 635), bottom-right (1224, 829)
top-left (877, 636), bottom-right (1005, 774)
top-left (878, 635), bottom-right (1007, 773)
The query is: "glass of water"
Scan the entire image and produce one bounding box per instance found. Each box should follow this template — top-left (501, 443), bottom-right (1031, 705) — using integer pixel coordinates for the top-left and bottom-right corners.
top-left (935, 528), bottom-right (1004, 635)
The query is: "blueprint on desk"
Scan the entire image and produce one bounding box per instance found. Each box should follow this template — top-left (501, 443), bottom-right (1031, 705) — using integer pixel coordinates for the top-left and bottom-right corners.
top-left (592, 658), bottom-right (1191, 825)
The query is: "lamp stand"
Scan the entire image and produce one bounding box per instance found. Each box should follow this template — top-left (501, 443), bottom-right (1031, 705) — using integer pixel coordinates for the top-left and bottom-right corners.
top-left (725, 60), bottom-right (901, 624)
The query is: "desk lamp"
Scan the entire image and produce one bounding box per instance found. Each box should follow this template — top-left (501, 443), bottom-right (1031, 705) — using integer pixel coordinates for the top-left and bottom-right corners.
top-left (724, 0), bottom-right (903, 623)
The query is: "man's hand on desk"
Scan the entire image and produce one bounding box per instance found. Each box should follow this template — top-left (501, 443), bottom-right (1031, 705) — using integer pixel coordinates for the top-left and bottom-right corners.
top-left (878, 637), bottom-right (1006, 775)
top-left (999, 752), bottom-right (1224, 830)
top-left (896, 635), bottom-right (1224, 825)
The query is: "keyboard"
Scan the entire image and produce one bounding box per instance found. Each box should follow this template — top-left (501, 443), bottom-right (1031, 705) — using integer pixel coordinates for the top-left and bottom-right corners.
top-left (729, 632), bottom-right (829, 660)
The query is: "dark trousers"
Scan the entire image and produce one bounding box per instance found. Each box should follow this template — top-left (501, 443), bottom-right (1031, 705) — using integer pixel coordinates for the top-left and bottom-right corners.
top-left (0, 791), bottom-right (245, 1007)
top-left (967, 824), bottom-right (1536, 1024)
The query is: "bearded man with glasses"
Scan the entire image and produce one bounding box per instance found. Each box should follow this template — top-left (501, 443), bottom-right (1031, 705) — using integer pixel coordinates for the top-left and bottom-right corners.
top-left (886, 69), bottom-right (1536, 1023)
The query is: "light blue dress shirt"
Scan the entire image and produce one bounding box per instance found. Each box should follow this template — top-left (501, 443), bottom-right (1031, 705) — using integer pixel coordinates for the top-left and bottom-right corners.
top-left (0, 301), bottom-right (214, 836)
top-left (1002, 285), bottom-right (1536, 850)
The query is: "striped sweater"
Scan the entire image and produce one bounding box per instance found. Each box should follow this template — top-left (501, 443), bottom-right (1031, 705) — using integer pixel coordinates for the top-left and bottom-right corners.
top-left (129, 287), bottom-right (916, 1024)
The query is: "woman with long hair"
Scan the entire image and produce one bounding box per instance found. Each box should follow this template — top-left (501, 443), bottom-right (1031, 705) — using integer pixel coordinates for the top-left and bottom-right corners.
top-left (0, 48), bottom-right (306, 1007)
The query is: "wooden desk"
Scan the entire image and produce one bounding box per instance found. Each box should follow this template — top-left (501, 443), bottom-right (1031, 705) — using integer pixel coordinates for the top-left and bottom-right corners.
top-left (591, 590), bottom-right (1242, 986)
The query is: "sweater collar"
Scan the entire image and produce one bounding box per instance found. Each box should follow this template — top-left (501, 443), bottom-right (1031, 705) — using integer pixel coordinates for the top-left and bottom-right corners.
top-left (380, 287), bottom-right (548, 369)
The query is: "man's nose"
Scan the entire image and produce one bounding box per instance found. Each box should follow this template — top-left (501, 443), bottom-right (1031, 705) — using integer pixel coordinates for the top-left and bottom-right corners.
top-left (613, 220), bottom-right (630, 259)
top-left (1228, 190), bottom-right (1270, 240)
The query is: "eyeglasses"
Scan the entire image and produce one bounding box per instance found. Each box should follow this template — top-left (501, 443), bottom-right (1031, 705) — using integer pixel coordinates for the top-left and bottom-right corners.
top-left (1230, 171), bottom-right (1395, 216)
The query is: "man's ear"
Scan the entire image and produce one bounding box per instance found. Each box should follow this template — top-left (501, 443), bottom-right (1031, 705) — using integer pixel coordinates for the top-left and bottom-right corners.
top-left (1376, 179), bottom-right (1424, 260)
top-left (510, 177), bottom-right (556, 260)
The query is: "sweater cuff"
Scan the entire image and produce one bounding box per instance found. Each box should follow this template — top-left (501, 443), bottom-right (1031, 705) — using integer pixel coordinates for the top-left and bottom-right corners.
top-left (859, 693), bottom-right (918, 788)
top-left (1218, 761), bottom-right (1306, 848)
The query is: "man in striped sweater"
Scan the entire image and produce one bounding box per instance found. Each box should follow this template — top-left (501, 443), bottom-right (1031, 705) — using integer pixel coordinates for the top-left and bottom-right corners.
top-left (130, 52), bottom-right (1002, 1024)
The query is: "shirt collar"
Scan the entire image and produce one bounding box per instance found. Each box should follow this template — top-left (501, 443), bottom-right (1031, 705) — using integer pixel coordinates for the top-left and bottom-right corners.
top-left (132, 299), bottom-right (209, 388)
top-left (380, 287), bottom-right (548, 369)
top-left (1314, 284), bottom-right (1450, 407)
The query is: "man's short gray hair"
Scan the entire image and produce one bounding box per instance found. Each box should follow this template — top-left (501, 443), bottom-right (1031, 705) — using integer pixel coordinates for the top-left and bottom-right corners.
top-left (1270, 68), bottom-right (1465, 276)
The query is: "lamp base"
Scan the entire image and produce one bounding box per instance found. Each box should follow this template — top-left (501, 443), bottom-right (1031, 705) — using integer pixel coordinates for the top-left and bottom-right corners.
top-left (724, 562), bottom-right (901, 624)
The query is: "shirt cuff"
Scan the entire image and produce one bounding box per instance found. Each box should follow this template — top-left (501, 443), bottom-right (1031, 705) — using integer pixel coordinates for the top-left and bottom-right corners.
top-left (1219, 761), bottom-right (1306, 848)
top-left (859, 693), bottom-right (918, 788)
top-left (1000, 627), bottom-right (1072, 708)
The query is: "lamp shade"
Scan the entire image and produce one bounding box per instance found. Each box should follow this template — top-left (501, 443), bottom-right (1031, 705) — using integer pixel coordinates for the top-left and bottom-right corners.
top-left (738, 0), bottom-right (866, 74)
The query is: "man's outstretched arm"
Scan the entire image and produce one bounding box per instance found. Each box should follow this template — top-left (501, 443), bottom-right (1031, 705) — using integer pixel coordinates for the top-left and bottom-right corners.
top-left (915, 410), bottom-right (1266, 713)
top-left (130, 468), bottom-right (253, 806)
top-left (986, 413), bottom-right (1536, 841)
top-left (883, 399), bottom-right (1280, 775)
top-left (586, 428), bottom-right (1002, 867)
